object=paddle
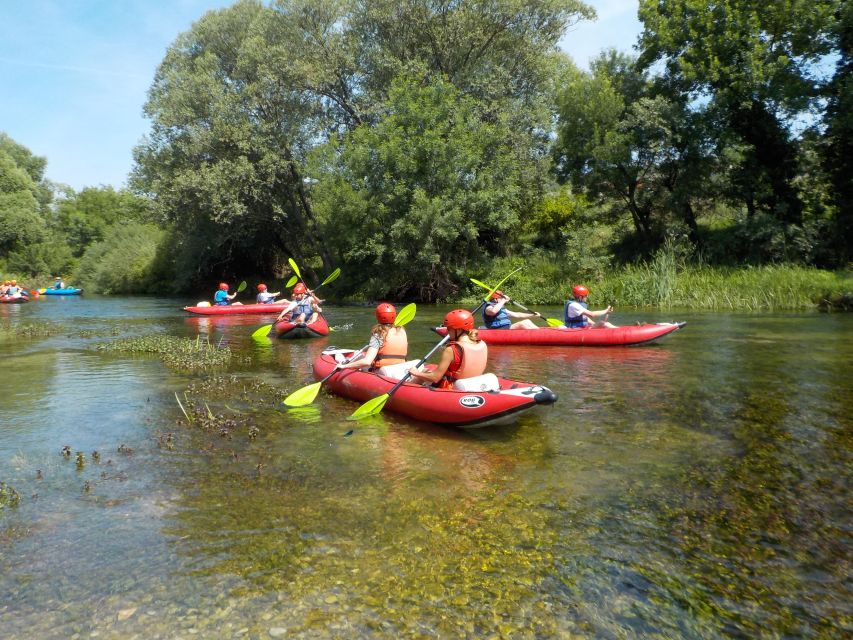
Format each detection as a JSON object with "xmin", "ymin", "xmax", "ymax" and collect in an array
[
  {"xmin": 286, "ymin": 275, "xmax": 298, "ymax": 288},
  {"xmin": 251, "ymin": 266, "xmax": 342, "ymax": 339},
  {"xmin": 349, "ymin": 268, "xmax": 521, "ymax": 420},
  {"xmin": 469, "ymin": 278, "xmax": 564, "ymax": 327},
  {"xmin": 235, "ymin": 280, "xmax": 247, "ymax": 293},
  {"xmin": 283, "ymin": 302, "xmax": 417, "ymax": 407}
]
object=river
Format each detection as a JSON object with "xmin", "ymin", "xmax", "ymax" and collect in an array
[{"xmin": 0, "ymin": 296, "xmax": 850, "ymax": 639}]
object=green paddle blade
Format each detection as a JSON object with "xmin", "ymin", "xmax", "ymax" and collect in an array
[
  {"xmin": 320, "ymin": 267, "xmax": 341, "ymax": 286},
  {"xmin": 283, "ymin": 380, "xmax": 323, "ymax": 407},
  {"xmin": 470, "ymin": 277, "xmax": 491, "ymax": 292},
  {"xmin": 546, "ymin": 317, "xmax": 564, "ymax": 328},
  {"xmin": 252, "ymin": 323, "xmax": 273, "ymax": 338},
  {"xmin": 236, "ymin": 280, "xmax": 247, "ymax": 293},
  {"xmin": 394, "ymin": 302, "xmax": 416, "ymax": 326},
  {"xmin": 349, "ymin": 392, "xmax": 390, "ymax": 419},
  {"xmin": 286, "ymin": 275, "xmax": 298, "ymax": 287},
  {"xmin": 288, "ymin": 258, "xmax": 302, "ymax": 279}
]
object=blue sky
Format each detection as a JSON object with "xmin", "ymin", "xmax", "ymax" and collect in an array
[{"xmin": 0, "ymin": 1, "xmax": 642, "ymax": 192}]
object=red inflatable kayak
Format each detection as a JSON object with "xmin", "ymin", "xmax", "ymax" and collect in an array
[
  {"xmin": 433, "ymin": 322, "xmax": 685, "ymax": 346},
  {"xmin": 0, "ymin": 295, "xmax": 28, "ymax": 304},
  {"xmin": 272, "ymin": 313, "xmax": 330, "ymax": 339},
  {"xmin": 312, "ymin": 348, "xmax": 557, "ymax": 427},
  {"xmin": 183, "ymin": 302, "xmax": 291, "ymax": 316}
]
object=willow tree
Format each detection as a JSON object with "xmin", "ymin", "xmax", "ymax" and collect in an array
[
  {"xmin": 132, "ymin": 0, "xmax": 594, "ymax": 292},
  {"xmin": 132, "ymin": 0, "xmax": 334, "ymax": 281}
]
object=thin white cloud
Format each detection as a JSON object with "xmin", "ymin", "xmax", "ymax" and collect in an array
[{"xmin": 0, "ymin": 56, "xmax": 148, "ymax": 80}]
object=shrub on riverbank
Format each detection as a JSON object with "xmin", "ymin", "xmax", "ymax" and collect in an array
[{"xmin": 465, "ymin": 252, "xmax": 852, "ymax": 311}]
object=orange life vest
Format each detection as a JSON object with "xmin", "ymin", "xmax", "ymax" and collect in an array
[
  {"xmin": 435, "ymin": 339, "xmax": 488, "ymax": 388},
  {"xmin": 374, "ymin": 326, "xmax": 408, "ymax": 367}
]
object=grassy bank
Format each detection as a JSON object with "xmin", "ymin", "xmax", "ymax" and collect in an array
[{"xmin": 466, "ymin": 255, "xmax": 852, "ymax": 311}]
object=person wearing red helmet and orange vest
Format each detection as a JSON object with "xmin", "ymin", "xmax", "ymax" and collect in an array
[
  {"xmin": 276, "ymin": 282, "xmax": 322, "ymax": 324},
  {"xmin": 407, "ymin": 309, "xmax": 488, "ymax": 390},
  {"xmin": 563, "ymin": 285, "xmax": 616, "ymax": 328},
  {"xmin": 338, "ymin": 303, "xmax": 409, "ymax": 371},
  {"xmin": 482, "ymin": 290, "xmax": 541, "ymax": 330},
  {"xmin": 255, "ymin": 283, "xmax": 282, "ymax": 304}
]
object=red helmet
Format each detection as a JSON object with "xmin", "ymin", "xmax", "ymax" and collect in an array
[
  {"xmin": 219, "ymin": 282, "xmax": 229, "ymax": 291},
  {"xmin": 257, "ymin": 283, "xmax": 267, "ymax": 291},
  {"xmin": 572, "ymin": 285, "xmax": 589, "ymax": 298},
  {"xmin": 490, "ymin": 289, "xmax": 504, "ymax": 301},
  {"xmin": 375, "ymin": 303, "xmax": 397, "ymax": 324},
  {"xmin": 292, "ymin": 283, "xmax": 307, "ymax": 295},
  {"xmin": 443, "ymin": 309, "xmax": 474, "ymax": 331}
]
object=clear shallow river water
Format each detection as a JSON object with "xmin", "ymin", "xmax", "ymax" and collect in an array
[{"xmin": 0, "ymin": 296, "xmax": 850, "ymax": 639}]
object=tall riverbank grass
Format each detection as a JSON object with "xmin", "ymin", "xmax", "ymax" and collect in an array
[{"xmin": 468, "ymin": 254, "xmax": 852, "ymax": 311}]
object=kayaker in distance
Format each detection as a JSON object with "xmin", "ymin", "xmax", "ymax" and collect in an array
[
  {"xmin": 563, "ymin": 285, "xmax": 616, "ymax": 328},
  {"xmin": 483, "ymin": 290, "xmax": 541, "ymax": 330},
  {"xmin": 337, "ymin": 303, "xmax": 408, "ymax": 371},
  {"xmin": 276, "ymin": 282, "xmax": 321, "ymax": 324},
  {"xmin": 5, "ymin": 280, "xmax": 26, "ymax": 299},
  {"xmin": 256, "ymin": 283, "xmax": 282, "ymax": 304},
  {"xmin": 53, "ymin": 276, "xmax": 65, "ymax": 289},
  {"xmin": 214, "ymin": 282, "xmax": 242, "ymax": 306},
  {"xmin": 408, "ymin": 309, "xmax": 488, "ymax": 389},
  {"xmin": 0, "ymin": 281, "xmax": 8, "ymax": 295}
]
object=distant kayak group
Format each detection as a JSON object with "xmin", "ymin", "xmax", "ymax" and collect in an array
[
  {"xmin": 0, "ymin": 277, "xmax": 82, "ymax": 303},
  {"xmin": 181, "ymin": 263, "xmax": 685, "ymax": 428}
]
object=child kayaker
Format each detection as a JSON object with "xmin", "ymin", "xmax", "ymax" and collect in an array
[
  {"xmin": 563, "ymin": 285, "xmax": 616, "ymax": 328},
  {"xmin": 213, "ymin": 282, "xmax": 242, "ymax": 306},
  {"xmin": 338, "ymin": 303, "xmax": 408, "ymax": 371},
  {"xmin": 276, "ymin": 283, "xmax": 321, "ymax": 324},
  {"xmin": 408, "ymin": 309, "xmax": 488, "ymax": 389},
  {"xmin": 255, "ymin": 284, "xmax": 282, "ymax": 304},
  {"xmin": 482, "ymin": 290, "xmax": 541, "ymax": 330}
]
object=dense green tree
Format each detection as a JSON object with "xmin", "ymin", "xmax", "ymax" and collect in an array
[
  {"xmin": 315, "ymin": 74, "xmax": 546, "ymax": 299},
  {"xmin": 553, "ymin": 51, "xmax": 713, "ymax": 250},
  {"xmin": 637, "ymin": 0, "xmax": 840, "ymax": 225},
  {"xmin": 132, "ymin": 0, "xmax": 594, "ymax": 291},
  {"xmin": 823, "ymin": 2, "xmax": 853, "ymax": 263},
  {"xmin": 55, "ymin": 186, "xmax": 152, "ymax": 257},
  {"xmin": 0, "ymin": 147, "xmax": 47, "ymax": 260}
]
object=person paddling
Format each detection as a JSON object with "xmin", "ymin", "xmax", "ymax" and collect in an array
[
  {"xmin": 53, "ymin": 276, "xmax": 65, "ymax": 290},
  {"xmin": 255, "ymin": 283, "xmax": 282, "ymax": 304},
  {"xmin": 563, "ymin": 285, "xmax": 616, "ymax": 328},
  {"xmin": 214, "ymin": 282, "xmax": 242, "ymax": 306},
  {"xmin": 338, "ymin": 303, "xmax": 409, "ymax": 371},
  {"xmin": 408, "ymin": 309, "xmax": 488, "ymax": 389},
  {"xmin": 483, "ymin": 290, "xmax": 541, "ymax": 330},
  {"xmin": 276, "ymin": 283, "xmax": 321, "ymax": 324}
]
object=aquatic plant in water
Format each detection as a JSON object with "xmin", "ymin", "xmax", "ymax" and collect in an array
[
  {"xmin": 95, "ymin": 334, "xmax": 236, "ymax": 370},
  {"xmin": 0, "ymin": 482, "xmax": 21, "ymax": 510}
]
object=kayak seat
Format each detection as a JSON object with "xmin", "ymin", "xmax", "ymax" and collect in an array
[
  {"xmin": 452, "ymin": 373, "xmax": 500, "ymax": 392},
  {"xmin": 377, "ymin": 360, "xmax": 423, "ymax": 380}
]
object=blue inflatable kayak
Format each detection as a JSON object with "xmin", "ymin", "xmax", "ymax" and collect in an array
[{"xmin": 39, "ymin": 288, "xmax": 83, "ymax": 295}]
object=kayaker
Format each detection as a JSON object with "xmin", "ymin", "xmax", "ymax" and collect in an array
[
  {"xmin": 408, "ymin": 309, "xmax": 488, "ymax": 389},
  {"xmin": 53, "ymin": 276, "xmax": 65, "ymax": 289},
  {"xmin": 214, "ymin": 282, "xmax": 242, "ymax": 306},
  {"xmin": 563, "ymin": 285, "xmax": 616, "ymax": 328},
  {"xmin": 6, "ymin": 280, "xmax": 24, "ymax": 299},
  {"xmin": 255, "ymin": 283, "xmax": 282, "ymax": 304},
  {"xmin": 338, "ymin": 303, "xmax": 408, "ymax": 371},
  {"xmin": 483, "ymin": 290, "xmax": 541, "ymax": 330},
  {"xmin": 276, "ymin": 283, "xmax": 321, "ymax": 324},
  {"xmin": 0, "ymin": 281, "xmax": 9, "ymax": 295}
]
